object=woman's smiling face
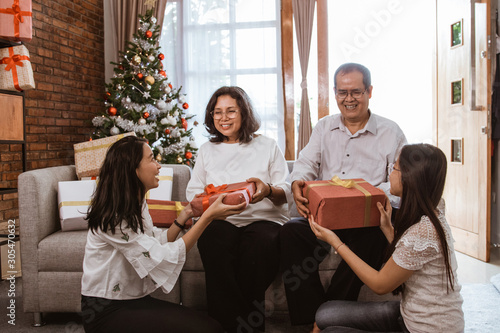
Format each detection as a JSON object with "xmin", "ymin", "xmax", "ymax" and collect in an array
[{"xmin": 213, "ymin": 94, "xmax": 242, "ymax": 143}]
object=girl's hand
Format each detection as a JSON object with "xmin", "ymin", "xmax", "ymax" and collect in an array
[
  {"xmin": 247, "ymin": 177, "xmax": 269, "ymax": 203},
  {"xmin": 178, "ymin": 203, "xmax": 193, "ymax": 221},
  {"xmin": 308, "ymin": 215, "xmax": 341, "ymax": 247},
  {"xmin": 203, "ymin": 193, "xmax": 247, "ymax": 220},
  {"xmin": 377, "ymin": 197, "xmax": 394, "ymax": 243}
]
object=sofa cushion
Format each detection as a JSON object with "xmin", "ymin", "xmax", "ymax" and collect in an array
[{"xmin": 38, "ymin": 230, "xmax": 87, "ymax": 271}]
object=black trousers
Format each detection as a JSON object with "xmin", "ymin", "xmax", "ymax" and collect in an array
[
  {"xmin": 197, "ymin": 220, "xmax": 281, "ymax": 333},
  {"xmin": 279, "ymin": 217, "xmax": 388, "ymax": 325},
  {"xmin": 81, "ymin": 295, "xmax": 223, "ymax": 333}
]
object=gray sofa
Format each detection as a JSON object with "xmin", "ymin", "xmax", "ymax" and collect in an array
[{"xmin": 18, "ymin": 163, "xmax": 398, "ymax": 326}]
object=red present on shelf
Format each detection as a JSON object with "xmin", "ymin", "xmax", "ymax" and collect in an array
[
  {"xmin": 74, "ymin": 132, "xmax": 136, "ymax": 179},
  {"xmin": 147, "ymin": 199, "xmax": 192, "ymax": 228},
  {"xmin": 0, "ymin": 0, "xmax": 32, "ymax": 42},
  {"xmin": 190, "ymin": 182, "xmax": 256, "ymax": 217},
  {"xmin": 0, "ymin": 44, "xmax": 35, "ymax": 91},
  {"xmin": 303, "ymin": 176, "xmax": 387, "ymax": 230}
]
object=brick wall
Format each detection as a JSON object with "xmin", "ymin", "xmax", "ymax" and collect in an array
[{"xmin": 0, "ymin": 0, "xmax": 105, "ymax": 223}]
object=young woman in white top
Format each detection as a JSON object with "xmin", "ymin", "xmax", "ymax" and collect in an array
[
  {"xmin": 81, "ymin": 136, "xmax": 246, "ymax": 333},
  {"xmin": 309, "ymin": 143, "xmax": 464, "ymax": 333},
  {"xmin": 186, "ymin": 86, "xmax": 292, "ymax": 333}
]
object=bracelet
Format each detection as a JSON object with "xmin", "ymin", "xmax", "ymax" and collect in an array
[
  {"xmin": 173, "ymin": 219, "xmax": 185, "ymax": 230},
  {"xmin": 335, "ymin": 243, "xmax": 346, "ymax": 253},
  {"xmin": 266, "ymin": 183, "xmax": 273, "ymax": 198}
]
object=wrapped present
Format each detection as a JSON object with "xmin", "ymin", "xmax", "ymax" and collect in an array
[
  {"xmin": 303, "ymin": 176, "xmax": 387, "ymax": 230},
  {"xmin": 74, "ymin": 132, "xmax": 136, "ymax": 179},
  {"xmin": 147, "ymin": 199, "xmax": 192, "ymax": 228},
  {"xmin": 146, "ymin": 167, "xmax": 173, "ymax": 200},
  {"xmin": 0, "ymin": 45, "xmax": 35, "ymax": 91},
  {"xmin": 190, "ymin": 182, "xmax": 256, "ymax": 217},
  {"xmin": 58, "ymin": 180, "xmax": 96, "ymax": 231},
  {"xmin": 0, "ymin": 0, "xmax": 32, "ymax": 42}
]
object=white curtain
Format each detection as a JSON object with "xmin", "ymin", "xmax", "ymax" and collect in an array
[
  {"xmin": 293, "ymin": 0, "xmax": 315, "ymax": 157},
  {"xmin": 159, "ymin": 0, "xmax": 285, "ymax": 151}
]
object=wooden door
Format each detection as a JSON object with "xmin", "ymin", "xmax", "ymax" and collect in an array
[{"xmin": 436, "ymin": 0, "xmax": 492, "ymax": 261}]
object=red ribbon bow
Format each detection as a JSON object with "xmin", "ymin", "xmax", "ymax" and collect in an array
[
  {"xmin": 0, "ymin": 0, "xmax": 32, "ymax": 38},
  {"xmin": 1, "ymin": 46, "xmax": 30, "ymax": 91},
  {"xmin": 197, "ymin": 183, "xmax": 251, "ymax": 212}
]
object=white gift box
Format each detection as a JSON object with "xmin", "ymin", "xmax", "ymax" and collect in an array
[
  {"xmin": 146, "ymin": 167, "xmax": 173, "ymax": 200},
  {"xmin": 57, "ymin": 180, "xmax": 96, "ymax": 231}
]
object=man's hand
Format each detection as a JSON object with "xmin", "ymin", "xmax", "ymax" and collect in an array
[{"xmin": 292, "ymin": 180, "xmax": 309, "ymax": 218}]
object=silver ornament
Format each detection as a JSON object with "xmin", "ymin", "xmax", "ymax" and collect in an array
[
  {"xmin": 138, "ymin": 118, "xmax": 147, "ymax": 125},
  {"xmin": 110, "ymin": 126, "xmax": 120, "ymax": 135}
]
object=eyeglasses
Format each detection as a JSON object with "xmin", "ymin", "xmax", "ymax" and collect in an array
[
  {"xmin": 388, "ymin": 163, "xmax": 401, "ymax": 174},
  {"xmin": 335, "ymin": 89, "xmax": 367, "ymax": 100},
  {"xmin": 211, "ymin": 109, "xmax": 239, "ymax": 120}
]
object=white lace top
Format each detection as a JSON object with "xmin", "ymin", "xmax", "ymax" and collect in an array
[{"xmin": 393, "ymin": 200, "xmax": 464, "ymax": 333}]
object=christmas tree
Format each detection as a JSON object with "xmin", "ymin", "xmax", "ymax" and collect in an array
[{"xmin": 92, "ymin": 9, "xmax": 197, "ymax": 166}]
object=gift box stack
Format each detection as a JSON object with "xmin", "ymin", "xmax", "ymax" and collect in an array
[
  {"xmin": 0, "ymin": 0, "xmax": 35, "ymax": 92},
  {"xmin": 303, "ymin": 176, "xmax": 387, "ymax": 230}
]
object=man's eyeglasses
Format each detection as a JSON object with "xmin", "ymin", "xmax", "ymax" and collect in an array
[
  {"xmin": 388, "ymin": 163, "xmax": 401, "ymax": 174},
  {"xmin": 211, "ymin": 109, "xmax": 239, "ymax": 120},
  {"xmin": 335, "ymin": 89, "xmax": 367, "ymax": 100}
]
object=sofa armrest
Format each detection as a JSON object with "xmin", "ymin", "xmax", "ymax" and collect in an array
[{"xmin": 161, "ymin": 164, "xmax": 191, "ymax": 201}]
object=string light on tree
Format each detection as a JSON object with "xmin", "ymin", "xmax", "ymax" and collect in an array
[{"xmin": 91, "ymin": 9, "xmax": 198, "ymax": 166}]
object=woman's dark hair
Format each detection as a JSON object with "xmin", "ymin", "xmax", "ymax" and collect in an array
[
  {"xmin": 86, "ymin": 136, "xmax": 148, "ymax": 234},
  {"xmin": 334, "ymin": 63, "xmax": 371, "ymax": 90},
  {"xmin": 386, "ymin": 144, "xmax": 455, "ymax": 293},
  {"xmin": 204, "ymin": 86, "xmax": 260, "ymax": 143}
]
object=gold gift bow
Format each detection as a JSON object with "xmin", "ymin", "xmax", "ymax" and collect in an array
[
  {"xmin": 305, "ymin": 176, "xmax": 372, "ymax": 227},
  {"xmin": 147, "ymin": 201, "xmax": 185, "ymax": 216},
  {"xmin": 145, "ymin": 175, "xmax": 174, "ymax": 199}
]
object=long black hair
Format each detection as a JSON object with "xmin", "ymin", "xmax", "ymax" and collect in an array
[
  {"xmin": 204, "ymin": 86, "xmax": 260, "ymax": 143},
  {"xmin": 86, "ymin": 136, "xmax": 148, "ymax": 234},
  {"xmin": 386, "ymin": 144, "xmax": 455, "ymax": 292}
]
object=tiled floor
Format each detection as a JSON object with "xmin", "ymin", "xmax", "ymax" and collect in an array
[{"xmin": 456, "ymin": 246, "xmax": 500, "ymax": 284}]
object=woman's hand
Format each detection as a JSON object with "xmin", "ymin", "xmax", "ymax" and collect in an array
[
  {"xmin": 308, "ymin": 215, "xmax": 342, "ymax": 249},
  {"xmin": 177, "ymin": 203, "xmax": 193, "ymax": 222},
  {"xmin": 247, "ymin": 177, "xmax": 269, "ymax": 203},
  {"xmin": 292, "ymin": 180, "xmax": 309, "ymax": 218},
  {"xmin": 203, "ymin": 193, "xmax": 247, "ymax": 221},
  {"xmin": 377, "ymin": 198, "xmax": 394, "ymax": 243}
]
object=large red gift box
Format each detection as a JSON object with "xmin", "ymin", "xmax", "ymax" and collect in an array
[
  {"xmin": 190, "ymin": 182, "xmax": 256, "ymax": 217},
  {"xmin": 0, "ymin": 0, "xmax": 32, "ymax": 42},
  {"xmin": 147, "ymin": 199, "xmax": 192, "ymax": 228},
  {"xmin": 303, "ymin": 176, "xmax": 387, "ymax": 230},
  {"xmin": 0, "ymin": 45, "xmax": 35, "ymax": 91}
]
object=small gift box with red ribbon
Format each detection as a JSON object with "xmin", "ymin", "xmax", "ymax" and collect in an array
[
  {"xmin": 190, "ymin": 182, "xmax": 256, "ymax": 217},
  {"xmin": 0, "ymin": 44, "xmax": 35, "ymax": 91},
  {"xmin": 303, "ymin": 176, "xmax": 387, "ymax": 230},
  {"xmin": 147, "ymin": 199, "xmax": 192, "ymax": 228},
  {"xmin": 0, "ymin": 0, "xmax": 32, "ymax": 42}
]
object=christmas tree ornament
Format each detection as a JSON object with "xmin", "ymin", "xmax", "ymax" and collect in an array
[
  {"xmin": 108, "ymin": 107, "xmax": 117, "ymax": 116},
  {"xmin": 110, "ymin": 126, "xmax": 120, "ymax": 135},
  {"xmin": 148, "ymin": 55, "xmax": 155, "ymax": 62},
  {"xmin": 145, "ymin": 84, "xmax": 151, "ymax": 91},
  {"xmin": 125, "ymin": 97, "xmax": 131, "ymax": 103},
  {"xmin": 132, "ymin": 55, "xmax": 141, "ymax": 64},
  {"xmin": 194, "ymin": 120, "xmax": 199, "ymax": 126},
  {"xmin": 137, "ymin": 73, "xmax": 144, "ymax": 80},
  {"xmin": 159, "ymin": 70, "xmax": 167, "ymax": 77},
  {"xmin": 178, "ymin": 95, "xmax": 186, "ymax": 103},
  {"xmin": 138, "ymin": 118, "xmax": 147, "ymax": 125},
  {"xmin": 159, "ymin": 53, "xmax": 165, "ymax": 60},
  {"xmin": 118, "ymin": 65, "xmax": 124, "ymax": 70},
  {"xmin": 165, "ymin": 128, "xmax": 170, "ymax": 134},
  {"xmin": 164, "ymin": 86, "xmax": 171, "ymax": 94},
  {"xmin": 156, "ymin": 154, "xmax": 162, "ymax": 162},
  {"xmin": 145, "ymin": 75, "xmax": 155, "ymax": 85},
  {"xmin": 185, "ymin": 151, "xmax": 192, "ymax": 159},
  {"xmin": 145, "ymin": 30, "xmax": 153, "ymax": 38},
  {"xmin": 144, "ymin": 112, "xmax": 150, "ymax": 119},
  {"xmin": 176, "ymin": 156, "xmax": 183, "ymax": 163},
  {"xmin": 182, "ymin": 103, "xmax": 189, "ymax": 109},
  {"xmin": 181, "ymin": 118, "xmax": 188, "ymax": 130},
  {"xmin": 104, "ymin": 92, "xmax": 111, "ymax": 100},
  {"xmin": 157, "ymin": 100, "xmax": 167, "ymax": 110}
]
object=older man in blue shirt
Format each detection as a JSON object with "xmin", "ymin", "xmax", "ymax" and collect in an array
[{"xmin": 280, "ymin": 63, "xmax": 407, "ymax": 326}]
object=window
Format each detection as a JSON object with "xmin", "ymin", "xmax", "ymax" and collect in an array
[{"xmin": 160, "ymin": 0, "xmax": 284, "ymax": 149}]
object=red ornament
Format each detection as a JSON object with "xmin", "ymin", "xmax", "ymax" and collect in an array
[
  {"xmin": 104, "ymin": 92, "xmax": 111, "ymax": 100},
  {"xmin": 181, "ymin": 118, "xmax": 188, "ymax": 130},
  {"xmin": 137, "ymin": 73, "xmax": 144, "ymax": 80},
  {"xmin": 108, "ymin": 107, "xmax": 117, "ymax": 116},
  {"xmin": 168, "ymin": 83, "xmax": 173, "ymax": 89},
  {"xmin": 159, "ymin": 70, "xmax": 166, "ymax": 77},
  {"xmin": 165, "ymin": 128, "xmax": 171, "ymax": 134},
  {"xmin": 182, "ymin": 103, "xmax": 189, "ymax": 110},
  {"xmin": 185, "ymin": 151, "xmax": 193, "ymax": 159},
  {"xmin": 143, "ymin": 112, "xmax": 150, "ymax": 119},
  {"xmin": 159, "ymin": 53, "xmax": 165, "ymax": 60},
  {"xmin": 118, "ymin": 65, "xmax": 124, "ymax": 70},
  {"xmin": 145, "ymin": 30, "xmax": 153, "ymax": 38}
]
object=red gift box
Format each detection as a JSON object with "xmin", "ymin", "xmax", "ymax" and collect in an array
[
  {"xmin": 0, "ymin": 0, "xmax": 32, "ymax": 42},
  {"xmin": 303, "ymin": 176, "xmax": 387, "ymax": 230},
  {"xmin": 147, "ymin": 199, "xmax": 192, "ymax": 228},
  {"xmin": 190, "ymin": 182, "xmax": 256, "ymax": 217}
]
